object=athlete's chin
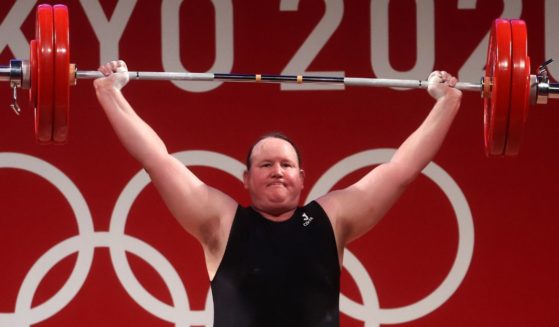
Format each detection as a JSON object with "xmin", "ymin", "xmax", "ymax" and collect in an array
[
  {"xmin": 265, "ymin": 188, "xmax": 289, "ymax": 199},
  {"xmin": 251, "ymin": 188, "xmax": 301, "ymax": 213}
]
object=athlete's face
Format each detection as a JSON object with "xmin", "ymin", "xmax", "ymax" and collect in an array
[{"xmin": 244, "ymin": 137, "xmax": 305, "ymax": 216}]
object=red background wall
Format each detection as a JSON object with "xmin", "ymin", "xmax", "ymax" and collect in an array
[{"xmin": 0, "ymin": 0, "xmax": 558, "ymax": 326}]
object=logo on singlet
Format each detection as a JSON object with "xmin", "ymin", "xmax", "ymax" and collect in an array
[{"xmin": 302, "ymin": 212, "xmax": 314, "ymax": 226}]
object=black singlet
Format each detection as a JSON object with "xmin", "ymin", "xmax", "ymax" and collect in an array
[{"xmin": 210, "ymin": 201, "xmax": 341, "ymax": 327}]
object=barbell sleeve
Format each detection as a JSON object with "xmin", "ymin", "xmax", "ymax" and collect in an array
[{"xmin": 0, "ymin": 66, "xmax": 11, "ymax": 82}]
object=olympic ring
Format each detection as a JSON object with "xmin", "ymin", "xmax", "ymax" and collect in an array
[{"xmin": 0, "ymin": 150, "xmax": 474, "ymax": 326}]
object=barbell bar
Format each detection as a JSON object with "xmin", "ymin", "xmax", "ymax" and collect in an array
[
  {"xmin": 72, "ymin": 70, "xmax": 483, "ymax": 92},
  {"xmin": 1, "ymin": 4, "xmax": 558, "ymax": 157}
]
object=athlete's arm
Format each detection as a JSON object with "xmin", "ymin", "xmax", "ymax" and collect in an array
[
  {"xmin": 317, "ymin": 70, "xmax": 462, "ymax": 249},
  {"xmin": 94, "ymin": 61, "xmax": 237, "ymax": 273}
]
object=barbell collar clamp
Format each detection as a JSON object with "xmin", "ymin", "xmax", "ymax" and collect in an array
[
  {"xmin": 1, "ymin": 59, "xmax": 30, "ymax": 115},
  {"xmin": 536, "ymin": 81, "xmax": 559, "ymax": 104},
  {"xmin": 0, "ymin": 60, "xmax": 30, "ymax": 89}
]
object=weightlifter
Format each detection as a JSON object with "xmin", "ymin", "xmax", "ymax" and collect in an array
[{"xmin": 94, "ymin": 60, "xmax": 462, "ymax": 326}]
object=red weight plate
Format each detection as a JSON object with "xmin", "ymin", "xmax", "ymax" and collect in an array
[
  {"xmin": 504, "ymin": 20, "xmax": 530, "ymax": 156},
  {"xmin": 34, "ymin": 4, "xmax": 54, "ymax": 144},
  {"xmin": 29, "ymin": 40, "xmax": 37, "ymax": 108},
  {"xmin": 53, "ymin": 5, "xmax": 70, "ymax": 143},
  {"xmin": 484, "ymin": 19, "xmax": 512, "ymax": 157}
]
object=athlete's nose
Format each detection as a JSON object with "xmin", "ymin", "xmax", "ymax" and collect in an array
[{"xmin": 271, "ymin": 162, "xmax": 284, "ymax": 177}]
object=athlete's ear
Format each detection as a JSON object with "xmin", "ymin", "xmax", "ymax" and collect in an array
[
  {"xmin": 299, "ymin": 169, "xmax": 305, "ymax": 188},
  {"xmin": 243, "ymin": 169, "xmax": 249, "ymax": 189}
]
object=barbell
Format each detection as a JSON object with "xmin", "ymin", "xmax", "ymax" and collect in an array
[{"xmin": 1, "ymin": 4, "xmax": 558, "ymax": 157}]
